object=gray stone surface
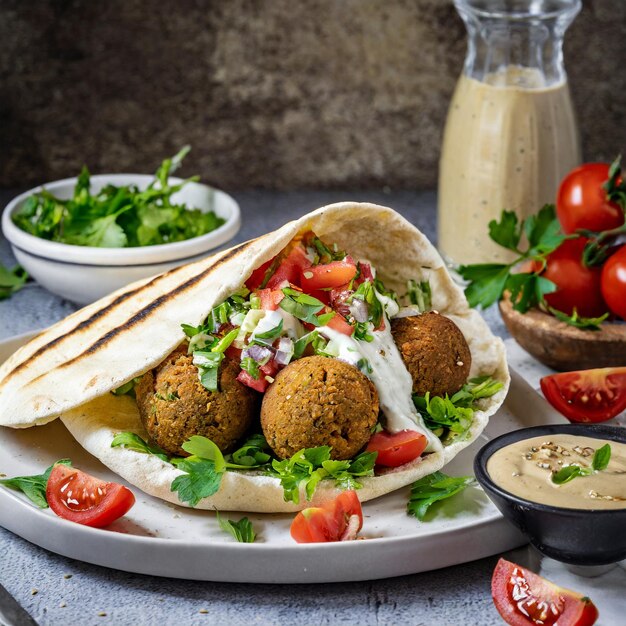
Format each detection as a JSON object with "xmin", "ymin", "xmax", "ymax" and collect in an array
[
  {"xmin": 1, "ymin": 0, "xmax": 624, "ymax": 190},
  {"xmin": 0, "ymin": 189, "xmax": 511, "ymax": 625}
]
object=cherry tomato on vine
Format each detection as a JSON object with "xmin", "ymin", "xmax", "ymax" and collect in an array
[
  {"xmin": 46, "ymin": 465, "xmax": 135, "ymax": 527},
  {"xmin": 557, "ymin": 163, "xmax": 624, "ymax": 234},
  {"xmin": 492, "ymin": 559, "xmax": 598, "ymax": 626},
  {"xmin": 542, "ymin": 238, "xmax": 608, "ymax": 318},
  {"xmin": 601, "ymin": 245, "xmax": 626, "ymax": 319}
]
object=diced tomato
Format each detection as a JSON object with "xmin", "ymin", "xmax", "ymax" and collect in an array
[
  {"xmin": 225, "ymin": 345, "xmax": 242, "ymax": 361},
  {"xmin": 301, "ymin": 260, "xmax": 358, "ymax": 291},
  {"xmin": 266, "ymin": 244, "xmax": 312, "ymax": 289},
  {"xmin": 46, "ymin": 465, "xmax": 135, "ymax": 528},
  {"xmin": 237, "ymin": 369, "xmax": 269, "ymax": 393},
  {"xmin": 355, "ymin": 262, "xmax": 374, "ymax": 284},
  {"xmin": 330, "ymin": 284, "xmax": 353, "ymax": 316},
  {"xmin": 245, "ymin": 259, "xmax": 274, "ymax": 291},
  {"xmin": 257, "ymin": 288, "xmax": 284, "ymax": 311},
  {"xmin": 290, "ymin": 490, "xmax": 363, "ymax": 543},
  {"xmin": 260, "ymin": 359, "xmax": 280, "ymax": 379},
  {"xmin": 540, "ymin": 367, "xmax": 626, "ymax": 423},
  {"xmin": 366, "ymin": 430, "xmax": 428, "ymax": 467},
  {"xmin": 492, "ymin": 559, "xmax": 598, "ymax": 626},
  {"xmin": 324, "ymin": 312, "xmax": 353, "ymax": 335},
  {"xmin": 309, "ymin": 289, "xmax": 331, "ymax": 306}
]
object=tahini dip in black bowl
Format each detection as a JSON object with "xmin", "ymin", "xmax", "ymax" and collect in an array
[{"xmin": 474, "ymin": 424, "xmax": 626, "ymax": 566}]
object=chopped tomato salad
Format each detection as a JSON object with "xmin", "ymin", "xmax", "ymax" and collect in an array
[
  {"xmin": 290, "ymin": 490, "xmax": 363, "ymax": 543},
  {"xmin": 492, "ymin": 559, "xmax": 598, "ymax": 626},
  {"xmin": 46, "ymin": 465, "xmax": 135, "ymax": 528}
]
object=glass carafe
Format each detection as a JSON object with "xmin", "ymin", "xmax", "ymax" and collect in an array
[{"xmin": 438, "ymin": 0, "xmax": 582, "ymax": 265}]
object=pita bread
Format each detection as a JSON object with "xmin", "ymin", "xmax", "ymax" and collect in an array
[{"xmin": 0, "ymin": 203, "xmax": 509, "ymax": 512}]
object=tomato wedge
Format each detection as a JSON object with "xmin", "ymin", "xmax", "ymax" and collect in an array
[
  {"xmin": 46, "ymin": 465, "xmax": 135, "ymax": 528},
  {"xmin": 290, "ymin": 490, "xmax": 363, "ymax": 543},
  {"xmin": 324, "ymin": 312, "xmax": 353, "ymax": 335},
  {"xmin": 237, "ymin": 369, "xmax": 270, "ymax": 393},
  {"xmin": 301, "ymin": 260, "xmax": 358, "ymax": 291},
  {"xmin": 540, "ymin": 367, "xmax": 626, "ymax": 423},
  {"xmin": 366, "ymin": 430, "xmax": 428, "ymax": 467},
  {"xmin": 245, "ymin": 258, "xmax": 274, "ymax": 291},
  {"xmin": 266, "ymin": 245, "xmax": 312, "ymax": 289},
  {"xmin": 492, "ymin": 559, "xmax": 598, "ymax": 626}
]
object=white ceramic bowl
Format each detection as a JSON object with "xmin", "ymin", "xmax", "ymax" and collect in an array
[{"xmin": 2, "ymin": 174, "xmax": 241, "ymax": 305}]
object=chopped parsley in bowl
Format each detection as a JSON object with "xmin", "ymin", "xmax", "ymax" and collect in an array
[{"xmin": 1, "ymin": 148, "xmax": 240, "ymax": 305}]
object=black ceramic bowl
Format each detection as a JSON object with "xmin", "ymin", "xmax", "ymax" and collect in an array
[{"xmin": 474, "ymin": 424, "xmax": 626, "ymax": 566}]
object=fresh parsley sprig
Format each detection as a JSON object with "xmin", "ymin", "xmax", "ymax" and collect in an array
[
  {"xmin": 216, "ymin": 511, "xmax": 257, "ymax": 543},
  {"xmin": 0, "ymin": 460, "xmax": 72, "ymax": 508},
  {"xmin": 111, "ymin": 432, "xmax": 169, "ymax": 461},
  {"xmin": 551, "ymin": 444, "xmax": 611, "ymax": 485},
  {"xmin": 407, "ymin": 471, "xmax": 474, "ymax": 521},
  {"xmin": 458, "ymin": 205, "xmax": 567, "ymax": 313},
  {"xmin": 547, "ymin": 306, "xmax": 609, "ymax": 331}
]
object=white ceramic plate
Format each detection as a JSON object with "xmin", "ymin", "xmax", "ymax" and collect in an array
[{"xmin": 0, "ymin": 333, "xmax": 563, "ymax": 583}]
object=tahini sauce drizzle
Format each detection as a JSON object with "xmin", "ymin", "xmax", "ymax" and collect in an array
[{"xmin": 487, "ymin": 434, "xmax": 626, "ymax": 510}]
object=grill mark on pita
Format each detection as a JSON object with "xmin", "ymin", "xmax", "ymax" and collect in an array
[
  {"xmin": 2, "ymin": 262, "xmax": 194, "ymax": 382},
  {"xmin": 25, "ymin": 241, "xmax": 252, "ymax": 385}
]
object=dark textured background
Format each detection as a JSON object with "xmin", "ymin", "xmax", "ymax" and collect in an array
[{"xmin": 1, "ymin": 0, "xmax": 624, "ymax": 190}]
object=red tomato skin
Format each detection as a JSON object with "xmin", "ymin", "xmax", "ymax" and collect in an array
[
  {"xmin": 540, "ymin": 367, "xmax": 626, "ymax": 423},
  {"xmin": 366, "ymin": 430, "xmax": 428, "ymax": 467},
  {"xmin": 236, "ymin": 369, "xmax": 269, "ymax": 392},
  {"xmin": 257, "ymin": 288, "xmax": 284, "ymax": 311},
  {"xmin": 301, "ymin": 261, "xmax": 358, "ymax": 291},
  {"xmin": 601, "ymin": 245, "xmax": 626, "ymax": 319},
  {"xmin": 492, "ymin": 559, "xmax": 599, "ymax": 626},
  {"xmin": 557, "ymin": 163, "xmax": 624, "ymax": 234},
  {"xmin": 245, "ymin": 259, "xmax": 274, "ymax": 291},
  {"xmin": 290, "ymin": 491, "xmax": 363, "ymax": 544},
  {"xmin": 266, "ymin": 245, "xmax": 312, "ymax": 289},
  {"xmin": 46, "ymin": 466, "xmax": 135, "ymax": 528},
  {"xmin": 542, "ymin": 238, "xmax": 608, "ymax": 318},
  {"xmin": 324, "ymin": 312, "xmax": 353, "ymax": 335}
]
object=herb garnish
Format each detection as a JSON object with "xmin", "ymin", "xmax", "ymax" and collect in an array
[
  {"xmin": 111, "ymin": 432, "xmax": 169, "ymax": 461},
  {"xmin": 268, "ymin": 447, "xmax": 377, "ymax": 504},
  {"xmin": 216, "ymin": 511, "xmax": 257, "ymax": 543},
  {"xmin": 407, "ymin": 471, "xmax": 474, "ymax": 521},
  {"xmin": 546, "ymin": 306, "xmax": 609, "ymax": 331},
  {"xmin": 12, "ymin": 147, "xmax": 225, "ymax": 248},
  {"xmin": 279, "ymin": 288, "xmax": 326, "ymax": 325},
  {"xmin": 0, "ymin": 263, "xmax": 28, "ymax": 301},
  {"xmin": 551, "ymin": 444, "xmax": 611, "ymax": 485},
  {"xmin": 0, "ymin": 460, "xmax": 72, "ymax": 508},
  {"xmin": 413, "ymin": 376, "xmax": 503, "ymax": 443},
  {"xmin": 459, "ymin": 205, "xmax": 567, "ymax": 313},
  {"xmin": 406, "ymin": 279, "xmax": 432, "ymax": 312}
]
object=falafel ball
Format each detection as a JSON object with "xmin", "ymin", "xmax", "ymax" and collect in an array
[
  {"xmin": 261, "ymin": 355, "xmax": 379, "ymax": 461},
  {"xmin": 135, "ymin": 345, "xmax": 258, "ymax": 456},
  {"xmin": 391, "ymin": 312, "xmax": 471, "ymax": 397}
]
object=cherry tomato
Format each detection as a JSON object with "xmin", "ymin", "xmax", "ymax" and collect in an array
[
  {"xmin": 245, "ymin": 258, "xmax": 274, "ymax": 291},
  {"xmin": 492, "ymin": 559, "xmax": 598, "ymax": 626},
  {"xmin": 540, "ymin": 367, "xmax": 626, "ymax": 423},
  {"xmin": 601, "ymin": 245, "xmax": 626, "ymax": 319},
  {"xmin": 557, "ymin": 162, "xmax": 624, "ymax": 234},
  {"xmin": 324, "ymin": 312, "xmax": 353, "ymax": 335},
  {"xmin": 301, "ymin": 261, "xmax": 358, "ymax": 291},
  {"xmin": 366, "ymin": 430, "xmax": 428, "ymax": 467},
  {"xmin": 236, "ymin": 369, "xmax": 269, "ymax": 393},
  {"xmin": 290, "ymin": 490, "xmax": 363, "ymax": 543},
  {"xmin": 542, "ymin": 238, "xmax": 608, "ymax": 318},
  {"xmin": 266, "ymin": 245, "xmax": 312, "ymax": 289},
  {"xmin": 257, "ymin": 288, "xmax": 284, "ymax": 311},
  {"xmin": 46, "ymin": 465, "xmax": 135, "ymax": 528}
]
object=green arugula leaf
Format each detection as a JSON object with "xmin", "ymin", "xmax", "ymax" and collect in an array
[
  {"xmin": 170, "ymin": 458, "xmax": 223, "ymax": 507},
  {"xmin": 0, "ymin": 460, "xmax": 72, "ymax": 508},
  {"xmin": 592, "ymin": 444, "xmax": 611, "ymax": 472},
  {"xmin": 547, "ymin": 306, "xmax": 609, "ymax": 330},
  {"xmin": 488, "ymin": 211, "xmax": 522, "ymax": 251},
  {"xmin": 407, "ymin": 471, "xmax": 474, "ymax": 521},
  {"xmin": 216, "ymin": 511, "xmax": 256, "ymax": 543},
  {"xmin": 111, "ymin": 432, "xmax": 169, "ymax": 461},
  {"xmin": 0, "ymin": 264, "xmax": 29, "ymax": 300}
]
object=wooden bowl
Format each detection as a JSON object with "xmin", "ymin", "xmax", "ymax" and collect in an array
[{"xmin": 499, "ymin": 294, "xmax": 626, "ymax": 371}]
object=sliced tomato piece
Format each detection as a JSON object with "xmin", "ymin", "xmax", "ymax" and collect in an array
[
  {"xmin": 492, "ymin": 558, "xmax": 598, "ymax": 626},
  {"xmin": 540, "ymin": 367, "xmax": 626, "ymax": 423},
  {"xmin": 324, "ymin": 311, "xmax": 353, "ymax": 335},
  {"xmin": 225, "ymin": 345, "xmax": 242, "ymax": 361},
  {"xmin": 257, "ymin": 288, "xmax": 284, "ymax": 311},
  {"xmin": 46, "ymin": 465, "xmax": 135, "ymax": 528},
  {"xmin": 290, "ymin": 490, "xmax": 363, "ymax": 543},
  {"xmin": 260, "ymin": 359, "xmax": 280, "ymax": 379},
  {"xmin": 309, "ymin": 289, "xmax": 331, "ymax": 306},
  {"xmin": 366, "ymin": 430, "xmax": 428, "ymax": 467},
  {"xmin": 330, "ymin": 284, "xmax": 353, "ymax": 316},
  {"xmin": 245, "ymin": 258, "xmax": 274, "ymax": 291},
  {"xmin": 266, "ymin": 244, "xmax": 312, "ymax": 289},
  {"xmin": 236, "ymin": 369, "xmax": 269, "ymax": 393},
  {"xmin": 301, "ymin": 260, "xmax": 358, "ymax": 291}
]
